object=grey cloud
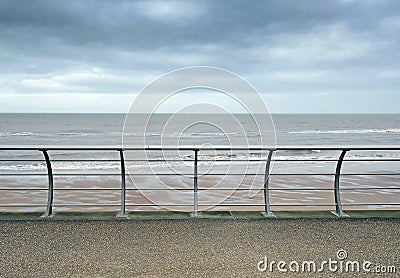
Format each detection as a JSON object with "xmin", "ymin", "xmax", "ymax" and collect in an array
[{"xmin": 0, "ymin": 0, "xmax": 399, "ymax": 112}]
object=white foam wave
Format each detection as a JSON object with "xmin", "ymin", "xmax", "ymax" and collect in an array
[
  {"xmin": 289, "ymin": 128, "xmax": 400, "ymax": 134},
  {"xmin": 0, "ymin": 161, "xmax": 120, "ymax": 171},
  {"xmin": 1, "ymin": 152, "xmax": 399, "ymax": 172},
  {"xmin": 0, "ymin": 132, "xmax": 39, "ymax": 137},
  {"xmin": 148, "ymin": 132, "xmax": 240, "ymax": 138},
  {"xmin": 0, "ymin": 131, "xmax": 95, "ymax": 138}
]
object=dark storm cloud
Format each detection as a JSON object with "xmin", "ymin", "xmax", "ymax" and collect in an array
[{"xmin": 0, "ymin": 0, "xmax": 399, "ymax": 112}]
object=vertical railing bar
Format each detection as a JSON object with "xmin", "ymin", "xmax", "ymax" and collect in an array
[
  {"xmin": 192, "ymin": 149, "xmax": 199, "ymax": 217},
  {"xmin": 333, "ymin": 150, "xmax": 349, "ymax": 217},
  {"xmin": 41, "ymin": 150, "xmax": 54, "ymax": 217},
  {"xmin": 118, "ymin": 149, "xmax": 127, "ymax": 217},
  {"xmin": 262, "ymin": 150, "xmax": 275, "ymax": 217}
]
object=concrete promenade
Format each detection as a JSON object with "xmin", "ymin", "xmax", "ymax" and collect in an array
[{"xmin": 0, "ymin": 214, "xmax": 399, "ymax": 277}]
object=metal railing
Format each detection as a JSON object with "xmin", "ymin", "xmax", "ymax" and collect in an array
[{"xmin": 0, "ymin": 145, "xmax": 399, "ymax": 217}]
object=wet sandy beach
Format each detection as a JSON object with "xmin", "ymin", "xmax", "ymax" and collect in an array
[{"xmin": 0, "ymin": 172, "xmax": 399, "ymax": 213}]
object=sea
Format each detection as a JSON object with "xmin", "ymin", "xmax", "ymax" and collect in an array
[
  {"xmin": 0, "ymin": 113, "xmax": 399, "ymax": 211},
  {"xmin": 0, "ymin": 113, "xmax": 399, "ymax": 145}
]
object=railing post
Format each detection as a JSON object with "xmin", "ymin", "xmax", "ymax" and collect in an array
[
  {"xmin": 333, "ymin": 150, "xmax": 349, "ymax": 217},
  {"xmin": 118, "ymin": 149, "xmax": 127, "ymax": 217},
  {"xmin": 41, "ymin": 150, "xmax": 54, "ymax": 217},
  {"xmin": 262, "ymin": 150, "xmax": 275, "ymax": 217},
  {"xmin": 192, "ymin": 149, "xmax": 199, "ymax": 217}
]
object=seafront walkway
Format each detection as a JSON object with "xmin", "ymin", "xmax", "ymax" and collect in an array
[{"xmin": 0, "ymin": 212, "xmax": 399, "ymax": 277}]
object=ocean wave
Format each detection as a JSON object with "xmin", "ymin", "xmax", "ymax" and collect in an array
[
  {"xmin": 0, "ymin": 161, "xmax": 120, "ymax": 171},
  {"xmin": 1, "ymin": 151, "xmax": 399, "ymax": 172},
  {"xmin": 148, "ymin": 132, "xmax": 240, "ymax": 138},
  {"xmin": 0, "ymin": 132, "xmax": 39, "ymax": 137},
  {"xmin": 0, "ymin": 131, "xmax": 96, "ymax": 138},
  {"xmin": 289, "ymin": 128, "xmax": 400, "ymax": 134}
]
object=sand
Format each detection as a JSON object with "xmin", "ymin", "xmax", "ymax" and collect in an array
[{"xmin": 0, "ymin": 172, "xmax": 399, "ymax": 213}]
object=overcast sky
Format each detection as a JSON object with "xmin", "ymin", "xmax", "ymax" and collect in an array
[{"xmin": 0, "ymin": 0, "xmax": 399, "ymax": 113}]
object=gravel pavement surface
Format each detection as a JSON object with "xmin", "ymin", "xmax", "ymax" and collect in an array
[{"xmin": 0, "ymin": 218, "xmax": 399, "ymax": 277}]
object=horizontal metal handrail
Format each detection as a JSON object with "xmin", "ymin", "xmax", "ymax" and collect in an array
[
  {"xmin": 0, "ymin": 144, "xmax": 400, "ymax": 150},
  {"xmin": 0, "ymin": 145, "xmax": 399, "ymax": 217}
]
